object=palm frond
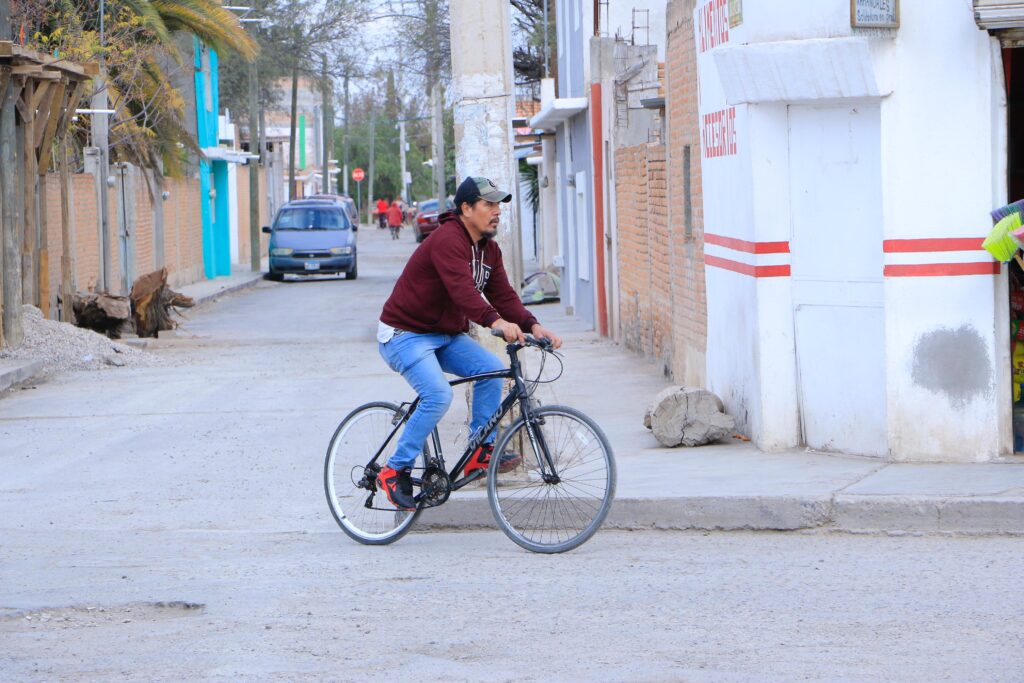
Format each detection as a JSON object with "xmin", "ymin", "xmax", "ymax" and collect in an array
[{"xmin": 151, "ymin": 0, "xmax": 258, "ymax": 60}]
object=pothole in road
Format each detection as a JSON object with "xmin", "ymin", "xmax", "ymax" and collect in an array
[{"xmin": 0, "ymin": 601, "xmax": 205, "ymax": 630}]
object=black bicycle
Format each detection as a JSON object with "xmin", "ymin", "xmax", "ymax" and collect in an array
[{"xmin": 323, "ymin": 333, "xmax": 616, "ymax": 553}]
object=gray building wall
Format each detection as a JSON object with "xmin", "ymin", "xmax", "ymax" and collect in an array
[{"xmin": 555, "ymin": 0, "xmax": 595, "ymax": 325}]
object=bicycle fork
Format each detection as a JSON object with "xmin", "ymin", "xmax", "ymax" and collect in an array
[{"xmin": 521, "ymin": 409, "xmax": 561, "ymax": 485}]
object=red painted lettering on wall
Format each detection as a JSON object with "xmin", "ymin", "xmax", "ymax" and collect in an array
[
  {"xmin": 702, "ymin": 107, "xmax": 737, "ymax": 158},
  {"xmin": 698, "ymin": 0, "xmax": 729, "ymax": 53}
]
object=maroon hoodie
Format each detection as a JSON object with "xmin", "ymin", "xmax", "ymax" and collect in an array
[{"xmin": 380, "ymin": 212, "xmax": 539, "ymax": 335}]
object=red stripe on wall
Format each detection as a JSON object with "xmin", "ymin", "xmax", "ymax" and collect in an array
[
  {"xmin": 706, "ymin": 255, "xmax": 791, "ymax": 278},
  {"xmin": 705, "ymin": 233, "xmax": 790, "ymax": 254},
  {"xmin": 883, "ymin": 262, "xmax": 1001, "ymax": 277},
  {"xmin": 883, "ymin": 238, "xmax": 985, "ymax": 253}
]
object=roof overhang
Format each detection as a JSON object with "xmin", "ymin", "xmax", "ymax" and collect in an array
[
  {"xmin": 203, "ymin": 147, "xmax": 256, "ymax": 164},
  {"xmin": 975, "ymin": 0, "xmax": 1024, "ymax": 29},
  {"xmin": 529, "ymin": 97, "xmax": 588, "ymax": 131}
]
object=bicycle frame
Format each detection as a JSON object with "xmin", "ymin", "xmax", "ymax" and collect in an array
[{"xmin": 362, "ymin": 342, "xmax": 559, "ymax": 489}]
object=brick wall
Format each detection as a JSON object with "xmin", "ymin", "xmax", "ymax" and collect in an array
[
  {"xmin": 40, "ymin": 169, "xmax": 206, "ymax": 312},
  {"xmin": 235, "ymin": 165, "xmax": 272, "ymax": 267},
  {"xmin": 611, "ymin": 0, "xmax": 707, "ymax": 384},
  {"xmin": 163, "ymin": 175, "xmax": 205, "ymax": 288},
  {"xmin": 28, "ymin": 161, "xmax": 277, "ymax": 324},
  {"xmin": 666, "ymin": 0, "xmax": 707, "ymax": 386},
  {"xmin": 615, "ymin": 143, "xmax": 672, "ymax": 362}
]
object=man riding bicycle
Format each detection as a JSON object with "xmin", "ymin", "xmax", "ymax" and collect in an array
[{"xmin": 376, "ymin": 176, "xmax": 562, "ymax": 510}]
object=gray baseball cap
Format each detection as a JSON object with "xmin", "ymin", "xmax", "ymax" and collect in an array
[{"xmin": 454, "ymin": 176, "xmax": 512, "ymax": 207}]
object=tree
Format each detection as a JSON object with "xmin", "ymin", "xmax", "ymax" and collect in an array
[
  {"xmin": 12, "ymin": 0, "xmax": 258, "ymax": 176},
  {"xmin": 239, "ymin": 0, "xmax": 365, "ymax": 199}
]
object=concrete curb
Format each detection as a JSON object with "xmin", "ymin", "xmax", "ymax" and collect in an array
[
  {"xmin": 187, "ymin": 273, "xmax": 265, "ymax": 308},
  {"xmin": 0, "ymin": 360, "xmax": 44, "ymax": 393},
  {"xmin": 410, "ymin": 492, "xmax": 1024, "ymax": 535}
]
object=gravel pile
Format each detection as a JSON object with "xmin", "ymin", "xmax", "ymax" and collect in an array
[{"xmin": 0, "ymin": 305, "xmax": 164, "ymax": 375}]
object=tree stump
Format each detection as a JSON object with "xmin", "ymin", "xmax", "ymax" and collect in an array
[
  {"xmin": 72, "ymin": 293, "xmax": 132, "ymax": 338},
  {"xmin": 643, "ymin": 386, "xmax": 736, "ymax": 447},
  {"xmin": 130, "ymin": 268, "xmax": 194, "ymax": 338}
]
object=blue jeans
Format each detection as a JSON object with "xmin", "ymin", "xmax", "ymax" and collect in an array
[{"xmin": 379, "ymin": 332, "xmax": 505, "ymax": 470}]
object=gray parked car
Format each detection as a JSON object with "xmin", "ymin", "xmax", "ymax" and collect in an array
[{"xmin": 263, "ymin": 200, "xmax": 358, "ymax": 281}]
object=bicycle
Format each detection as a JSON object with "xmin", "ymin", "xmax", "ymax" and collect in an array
[{"xmin": 323, "ymin": 332, "xmax": 616, "ymax": 553}]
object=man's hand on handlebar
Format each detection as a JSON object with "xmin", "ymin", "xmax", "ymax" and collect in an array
[
  {"xmin": 531, "ymin": 323, "xmax": 562, "ymax": 349},
  {"xmin": 490, "ymin": 319, "xmax": 526, "ymax": 344},
  {"xmin": 489, "ymin": 320, "xmax": 562, "ymax": 349}
]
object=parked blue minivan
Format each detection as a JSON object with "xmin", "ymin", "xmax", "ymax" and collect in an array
[{"xmin": 263, "ymin": 199, "xmax": 358, "ymax": 281}]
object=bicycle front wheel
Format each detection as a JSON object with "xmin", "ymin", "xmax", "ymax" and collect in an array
[
  {"xmin": 324, "ymin": 401, "xmax": 425, "ymax": 545},
  {"xmin": 488, "ymin": 405, "xmax": 615, "ymax": 553}
]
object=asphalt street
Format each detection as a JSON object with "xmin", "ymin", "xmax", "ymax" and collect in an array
[{"xmin": 1, "ymin": 226, "xmax": 1023, "ymax": 681}]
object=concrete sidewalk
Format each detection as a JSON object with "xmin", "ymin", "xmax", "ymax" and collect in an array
[
  {"xmin": 175, "ymin": 259, "xmax": 268, "ymax": 308},
  {"xmin": 413, "ymin": 304, "xmax": 1024, "ymax": 535}
]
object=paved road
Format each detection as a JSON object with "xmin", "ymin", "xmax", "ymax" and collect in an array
[
  {"xmin": 2, "ymin": 528, "xmax": 1022, "ymax": 682},
  {"xmin": 2, "ymin": 227, "xmax": 1023, "ymax": 681}
]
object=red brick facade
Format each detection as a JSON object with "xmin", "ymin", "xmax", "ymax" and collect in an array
[
  {"xmin": 665, "ymin": 0, "xmax": 707, "ymax": 386},
  {"xmin": 613, "ymin": 0, "xmax": 707, "ymax": 384},
  {"xmin": 34, "ymin": 164, "xmax": 270, "ymax": 318}
]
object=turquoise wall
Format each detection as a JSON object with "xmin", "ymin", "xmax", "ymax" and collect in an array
[{"xmin": 194, "ymin": 38, "xmax": 230, "ymax": 278}]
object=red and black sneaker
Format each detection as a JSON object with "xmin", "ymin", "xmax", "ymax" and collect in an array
[
  {"xmin": 462, "ymin": 443, "xmax": 522, "ymax": 478},
  {"xmin": 376, "ymin": 466, "xmax": 416, "ymax": 511}
]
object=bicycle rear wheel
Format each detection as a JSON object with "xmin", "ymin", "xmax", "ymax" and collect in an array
[
  {"xmin": 487, "ymin": 405, "xmax": 615, "ymax": 553},
  {"xmin": 324, "ymin": 401, "xmax": 427, "ymax": 545}
]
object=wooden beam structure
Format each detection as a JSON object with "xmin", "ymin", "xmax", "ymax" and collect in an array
[{"xmin": 0, "ymin": 39, "xmax": 94, "ymax": 346}]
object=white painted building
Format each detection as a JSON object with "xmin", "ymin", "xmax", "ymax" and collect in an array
[{"xmin": 697, "ymin": 0, "xmax": 1023, "ymax": 462}]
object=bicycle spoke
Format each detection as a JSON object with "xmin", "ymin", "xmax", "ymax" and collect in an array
[
  {"xmin": 489, "ymin": 407, "xmax": 615, "ymax": 553},
  {"xmin": 324, "ymin": 403, "xmax": 427, "ymax": 545}
]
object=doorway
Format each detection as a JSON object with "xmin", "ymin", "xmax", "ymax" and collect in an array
[
  {"xmin": 1003, "ymin": 47, "xmax": 1024, "ymax": 451},
  {"xmin": 788, "ymin": 103, "xmax": 887, "ymax": 455}
]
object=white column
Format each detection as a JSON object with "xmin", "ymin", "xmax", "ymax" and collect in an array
[{"xmin": 449, "ymin": 0, "xmax": 521, "ymax": 286}]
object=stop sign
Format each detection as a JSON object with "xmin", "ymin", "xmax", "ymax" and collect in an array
[{"xmin": 352, "ymin": 167, "xmax": 365, "ymax": 182}]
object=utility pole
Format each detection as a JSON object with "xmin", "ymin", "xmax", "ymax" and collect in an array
[
  {"xmin": 431, "ymin": 83, "xmax": 445, "ymax": 211},
  {"xmin": 248, "ymin": 55, "xmax": 261, "ymax": 272},
  {"xmin": 398, "ymin": 120, "xmax": 408, "ymax": 204},
  {"xmin": 367, "ymin": 115, "xmax": 375, "ymax": 225},
  {"xmin": 321, "ymin": 54, "xmax": 331, "ymax": 194},
  {"xmin": 342, "ymin": 73, "xmax": 349, "ymax": 196},
  {"xmin": 92, "ymin": 0, "xmax": 111, "ymax": 292},
  {"xmin": 0, "ymin": 0, "xmax": 21, "ymax": 346},
  {"xmin": 288, "ymin": 65, "xmax": 299, "ymax": 201},
  {"xmin": 448, "ymin": 0, "xmax": 521, "ymax": 287}
]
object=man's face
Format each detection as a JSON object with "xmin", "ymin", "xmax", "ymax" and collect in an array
[{"xmin": 463, "ymin": 200, "xmax": 502, "ymax": 239}]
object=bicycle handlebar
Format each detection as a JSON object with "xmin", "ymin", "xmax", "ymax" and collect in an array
[{"xmin": 489, "ymin": 327, "xmax": 553, "ymax": 349}]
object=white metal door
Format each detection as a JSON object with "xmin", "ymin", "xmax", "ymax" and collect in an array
[{"xmin": 788, "ymin": 104, "xmax": 887, "ymax": 455}]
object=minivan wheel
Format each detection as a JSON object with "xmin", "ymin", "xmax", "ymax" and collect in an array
[
  {"xmin": 267, "ymin": 270, "xmax": 284, "ymax": 282},
  {"xmin": 346, "ymin": 260, "xmax": 358, "ymax": 280}
]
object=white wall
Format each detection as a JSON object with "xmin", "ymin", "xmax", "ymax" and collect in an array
[
  {"xmin": 878, "ymin": 0, "xmax": 1006, "ymax": 460},
  {"xmin": 697, "ymin": 0, "xmax": 1009, "ymax": 460}
]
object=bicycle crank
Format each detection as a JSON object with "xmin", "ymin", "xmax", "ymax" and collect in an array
[{"xmin": 414, "ymin": 465, "xmax": 451, "ymax": 507}]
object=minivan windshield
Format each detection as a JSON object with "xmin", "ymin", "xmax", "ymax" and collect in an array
[{"xmin": 274, "ymin": 207, "xmax": 350, "ymax": 230}]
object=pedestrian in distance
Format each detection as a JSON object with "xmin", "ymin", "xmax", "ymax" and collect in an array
[
  {"xmin": 376, "ymin": 197, "xmax": 388, "ymax": 229},
  {"xmin": 387, "ymin": 199, "xmax": 404, "ymax": 240},
  {"xmin": 375, "ymin": 176, "xmax": 563, "ymax": 510}
]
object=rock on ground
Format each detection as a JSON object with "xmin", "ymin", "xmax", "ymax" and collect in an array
[{"xmin": 644, "ymin": 385, "xmax": 736, "ymax": 447}]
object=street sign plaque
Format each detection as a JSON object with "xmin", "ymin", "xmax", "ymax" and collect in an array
[{"xmin": 352, "ymin": 167, "xmax": 365, "ymax": 182}]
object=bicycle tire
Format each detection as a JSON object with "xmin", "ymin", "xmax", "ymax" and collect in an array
[
  {"xmin": 487, "ymin": 404, "xmax": 615, "ymax": 553},
  {"xmin": 324, "ymin": 401, "xmax": 429, "ymax": 545}
]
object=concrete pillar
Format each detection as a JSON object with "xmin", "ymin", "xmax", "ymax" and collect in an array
[{"xmin": 449, "ymin": 0, "xmax": 522, "ymax": 287}]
